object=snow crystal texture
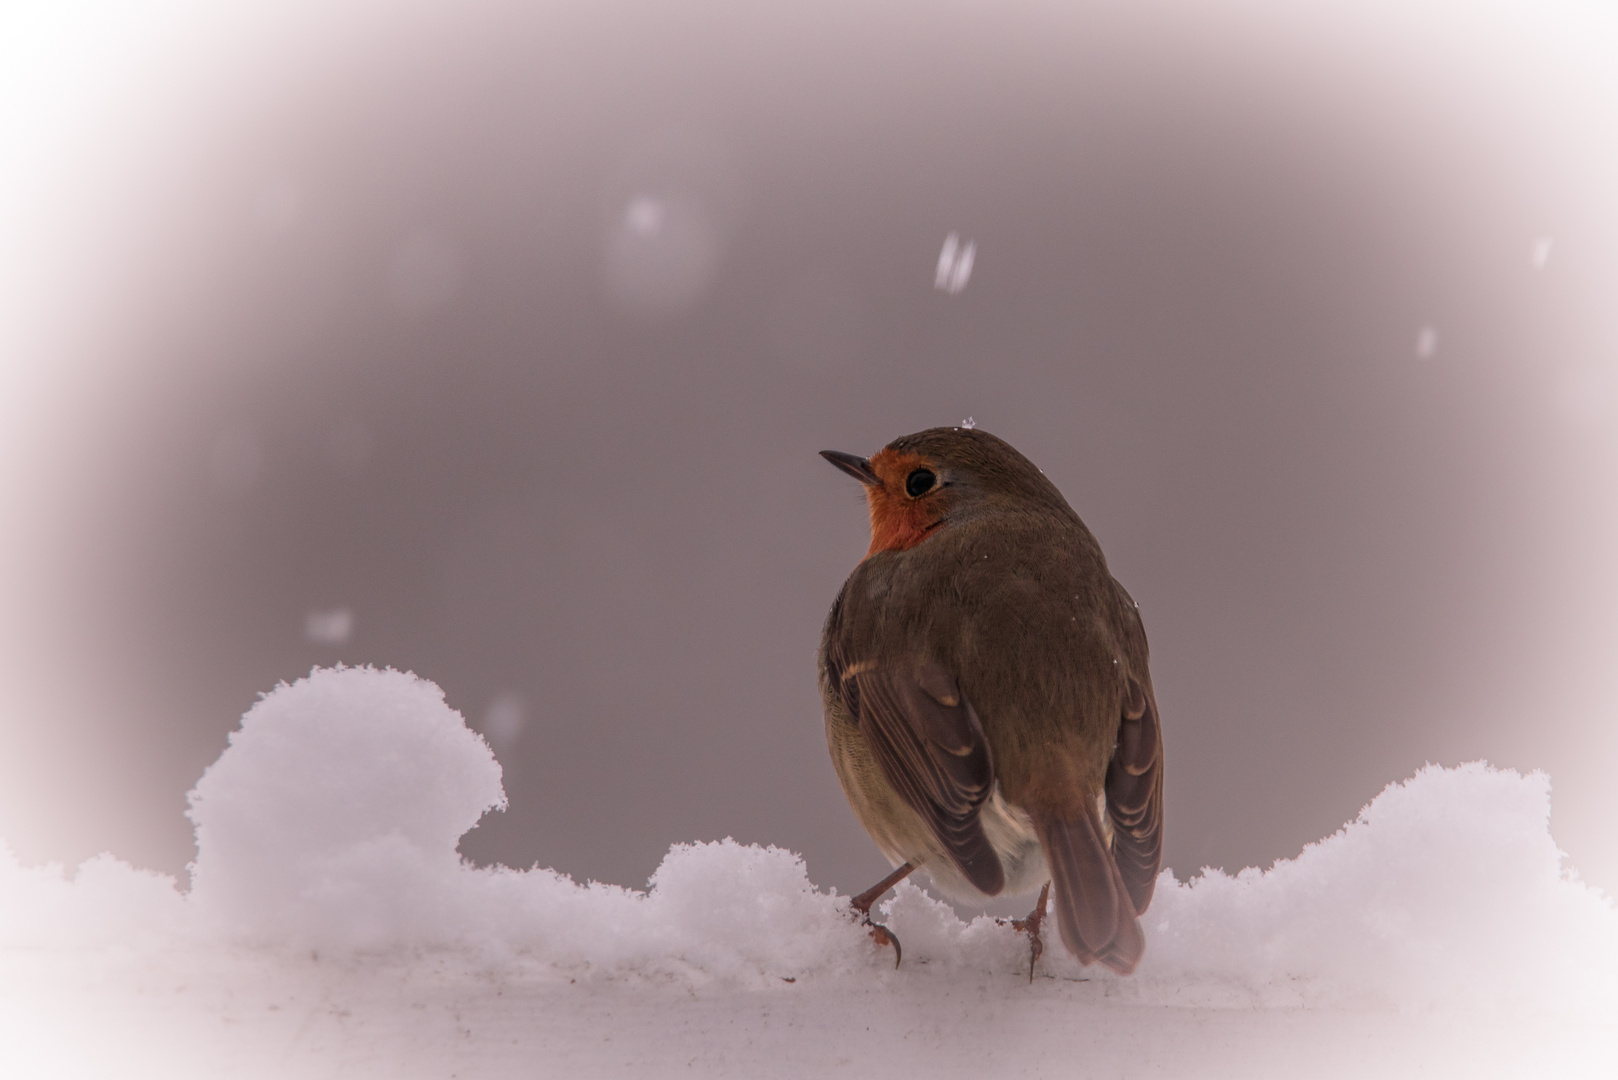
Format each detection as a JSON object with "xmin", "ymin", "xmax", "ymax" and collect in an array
[{"xmin": 2, "ymin": 666, "xmax": 1614, "ymax": 1078}]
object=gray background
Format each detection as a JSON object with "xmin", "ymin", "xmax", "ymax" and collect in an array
[{"xmin": 2, "ymin": 0, "xmax": 1615, "ymax": 905}]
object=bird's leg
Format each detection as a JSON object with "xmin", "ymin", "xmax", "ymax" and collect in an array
[
  {"xmin": 1007, "ymin": 881, "xmax": 1051, "ymax": 982},
  {"xmin": 849, "ymin": 862, "xmax": 915, "ymax": 916},
  {"xmin": 848, "ymin": 862, "xmax": 913, "ymax": 968}
]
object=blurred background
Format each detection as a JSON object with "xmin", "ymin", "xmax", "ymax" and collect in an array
[{"xmin": 1, "ymin": 0, "xmax": 1615, "ymax": 907}]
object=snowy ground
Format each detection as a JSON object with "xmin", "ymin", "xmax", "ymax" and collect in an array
[{"xmin": 3, "ymin": 667, "xmax": 1614, "ymax": 1078}]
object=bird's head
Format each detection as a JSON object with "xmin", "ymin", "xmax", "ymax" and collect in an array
[{"xmin": 821, "ymin": 427, "xmax": 1071, "ymax": 557}]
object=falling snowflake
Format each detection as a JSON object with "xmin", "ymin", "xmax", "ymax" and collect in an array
[
  {"xmin": 934, "ymin": 233, "xmax": 975, "ymax": 295},
  {"xmin": 961, "ymin": 416, "xmax": 976, "ymax": 429},
  {"xmin": 1531, "ymin": 236, "xmax": 1553, "ymax": 270},
  {"xmin": 481, "ymin": 693, "xmax": 528, "ymax": 754},
  {"xmin": 1416, "ymin": 326, "xmax": 1438, "ymax": 359},
  {"xmin": 624, "ymin": 196, "xmax": 665, "ymax": 237},
  {"xmin": 305, "ymin": 608, "xmax": 355, "ymax": 646}
]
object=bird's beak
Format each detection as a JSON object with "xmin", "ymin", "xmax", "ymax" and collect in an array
[{"xmin": 820, "ymin": 450, "xmax": 882, "ymax": 487}]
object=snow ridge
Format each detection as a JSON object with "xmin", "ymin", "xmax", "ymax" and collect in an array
[{"xmin": 3, "ymin": 667, "xmax": 1614, "ymax": 1016}]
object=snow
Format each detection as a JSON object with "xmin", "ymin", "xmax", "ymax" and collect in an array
[
  {"xmin": 1532, "ymin": 235, "xmax": 1554, "ymax": 270},
  {"xmin": 302, "ymin": 607, "xmax": 354, "ymax": 645},
  {"xmin": 1417, "ymin": 325, "xmax": 1439, "ymax": 358},
  {"xmin": 478, "ymin": 692, "xmax": 527, "ymax": 753},
  {"xmin": 2, "ymin": 666, "xmax": 1614, "ymax": 1078},
  {"xmin": 935, "ymin": 232, "xmax": 975, "ymax": 294}
]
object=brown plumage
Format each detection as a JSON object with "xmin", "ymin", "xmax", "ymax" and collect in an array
[{"xmin": 818, "ymin": 427, "xmax": 1164, "ymax": 975}]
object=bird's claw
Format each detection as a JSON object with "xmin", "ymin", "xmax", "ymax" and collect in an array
[
  {"xmin": 864, "ymin": 918, "xmax": 903, "ymax": 968},
  {"xmin": 1016, "ymin": 919, "xmax": 1045, "ymax": 982},
  {"xmin": 845, "ymin": 861, "xmax": 914, "ymax": 969},
  {"xmin": 849, "ymin": 903, "xmax": 903, "ymax": 968},
  {"xmin": 999, "ymin": 881, "xmax": 1051, "ymax": 983}
]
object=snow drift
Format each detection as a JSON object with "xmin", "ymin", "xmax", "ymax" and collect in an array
[{"xmin": 1, "ymin": 666, "xmax": 1614, "ymax": 1078}]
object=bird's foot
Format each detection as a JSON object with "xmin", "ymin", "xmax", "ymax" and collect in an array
[
  {"xmin": 847, "ymin": 862, "xmax": 914, "ymax": 969},
  {"xmin": 861, "ymin": 918, "xmax": 903, "ymax": 968},
  {"xmin": 999, "ymin": 881, "xmax": 1050, "ymax": 983}
]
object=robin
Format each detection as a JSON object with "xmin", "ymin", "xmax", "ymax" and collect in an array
[{"xmin": 818, "ymin": 426, "xmax": 1164, "ymax": 976}]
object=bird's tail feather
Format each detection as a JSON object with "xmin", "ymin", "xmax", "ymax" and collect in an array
[{"xmin": 1034, "ymin": 806, "xmax": 1146, "ymax": 975}]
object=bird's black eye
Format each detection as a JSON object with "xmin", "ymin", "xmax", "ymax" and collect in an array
[{"xmin": 905, "ymin": 468, "xmax": 936, "ymax": 498}]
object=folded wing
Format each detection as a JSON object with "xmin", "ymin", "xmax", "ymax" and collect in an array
[
  {"xmin": 1106, "ymin": 582, "xmax": 1165, "ymax": 916},
  {"xmin": 845, "ymin": 662, "xmax": 1005, "ymax": 896}
]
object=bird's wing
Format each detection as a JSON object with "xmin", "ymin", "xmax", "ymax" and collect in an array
[
  {"xmin": 1105, "ymin": 583, "xmax": 1164, "ymax": 915},
  {"xmin": 844, "ymin": 662, "xmax": 1006, "ymax": 896}
]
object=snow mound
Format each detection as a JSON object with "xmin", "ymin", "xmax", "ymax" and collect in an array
[
  {"xmin": 1137, "ymin": 761, "xmax": 1618, "ymax": 1012},
  {"xmin": 172, "ymin": 667, "xmax": 865, "ymax": 979},
  {"xmin": 185, "ymin": 667, "xmax": 507, "ymax": 948},
  {"xmin": 173, "ymin": 667, "xmax": 873, "ymax": 977},
  {"xmin": 2, "ymin": 667, "xmax": 1614, "ymax": 1016}
]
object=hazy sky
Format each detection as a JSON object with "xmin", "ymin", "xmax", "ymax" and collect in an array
[{"xmin": 2, "ymin": 0, "xmax": 1615, "ymax": 905}]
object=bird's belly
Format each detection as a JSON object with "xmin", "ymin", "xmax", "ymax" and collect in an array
[
  {"xmin": 827, "ymin": 702, "xmax": 1050, "ymax": 902},
  {"xmin": 825, "ymin": 706, "xmax": 937, "ymax": 869}
]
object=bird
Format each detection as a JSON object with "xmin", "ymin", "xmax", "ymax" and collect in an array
[{"xmin": 818, "ymin": 426, "xmax": 1164, "ymax": 976}]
